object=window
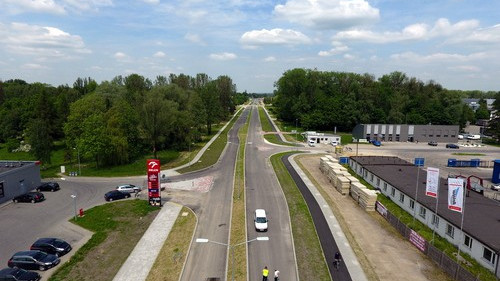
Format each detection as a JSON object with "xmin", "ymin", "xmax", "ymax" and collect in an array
[
  {"xmin": 432, "ymin": 214, "xmax": 439, "ymax": 227},
  {"xmin": 464, "ymin": 235, "xmax": 472, "ymax": 249},
  {"xmin": 399, "ymin": 193, "xmax": 405, "ymax": 203},
  {"xmin": 419, "ymin": 206, "xmax": 426, "ymax": 219},
  {"xmin": 446, "ymin": 224, "xmax": 454, "ymax": 238},
  {"xmin": 383, "ymin": 183, "xmax": 387, "ymax": 191},
  {"xmin": 391, "ymin": 187, "xmax": 395, "ymax": 197},
  {"xmin": 376, "ymin": 178, "xmax": 380, "ymax": 187},
  {"xmin": 429, "ymin": 134, "xmax": 434, "ymax": 137},
  {"xmin": 409, "ymin": 200, "xmax": 415, "ymax": 210},
  {"xmin": 370, "ymin": 174, "xmax": 374, "ymax": 182},
  {"xmin": 483, "ymin": 247, "xmax": 496, "ymax": 264}
]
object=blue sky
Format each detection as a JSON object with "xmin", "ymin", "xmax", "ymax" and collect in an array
[{"xmin": 0, "ymin": 0, "xmax": 499, "ymax": 93}]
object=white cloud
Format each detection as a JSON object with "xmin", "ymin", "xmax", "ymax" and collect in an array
[
  {"xmin": 264, "ymin": 56, "xmax": 276, "ymax": 62},
  {"xmin": 22, "ymin": 63, "xmax": 47, "ymax": 69},
  {"xmin": 240, "ymin": 28, "xmax": 311, "ymax": 46},
  {"xmin": 141, "ymin": 0, "xmax": 160, "ymax": 4},
  {"xmin": 390, "ymin": 51, "xmax": 487, "ymax": 63},
  {"xmin": 114, "ymin": 52, "xmax": 128, "ymax": 60},
  {"xmin": 334, "ymin": 18, "xmax": 483, "ymax": 43},
  {"xmin": 209, "ymin": 52, "xmax": 237, "ymax": 60},
  {"xmin": 343, "ymin": 53, "xmax": 355, "ymax": 60},
  {"xmin": 62, "ymin": 0, "xmax": 113, "ymax": 12},
  {"xmin": 453, "ymin": 23, "xmax": 500, "ymax": 44},
  {"xmin": 0, "ymin": 22, "xmax": 90, "ymax": 58},
  {"xmin": 3, "ymin": 0, "xmax": 66, "ymax": 14},
  {"xmin": 153, "ymin": 51, "xmax": 166, "ymax": 58},
  {"xmin": 318, "ymin": 41, "xmax": 349, "ymax": 56},
  {"xmin": 184, "ymin": 33, "xmax": 206, "ymax": 45},
  {"xmin": 448, "ymin": 65, "xmax": 481, "ymax": 72},
  {"xmin": 274, "ymin": 0, "xmax": 379, "ymax": 30}
]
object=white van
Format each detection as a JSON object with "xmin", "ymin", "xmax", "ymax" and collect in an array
[
  {"xmin": 254, "ymin": 209, "xmax": 268, "ymax": 232},
  {"xmin": 308, "ymin": 140, "xmax": 316, "ymax": 147}
]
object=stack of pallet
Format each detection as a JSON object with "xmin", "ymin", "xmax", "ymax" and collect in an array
[
  {"xmin": 350, "ymin": 182, "xmax": 377, "ymax": 211},
  {"xmin": 335, "ymin": 176, "xmax": 351, "ymax": 195}
]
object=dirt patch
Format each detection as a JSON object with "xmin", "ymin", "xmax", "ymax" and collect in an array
[{"xmin": 297, "ymin": 154, "xmax": 453, "ymax": 281}]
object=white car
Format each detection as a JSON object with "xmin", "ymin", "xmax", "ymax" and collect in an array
[
  {"xmin": 254, "ymin": 209, "xmax": 268, "ymax": 232},
  {"xmin": 116, "ymin": 184, "xmax": 142, "ymax": 193},
  {"xmin": 467, "ymin": 134, "xmax": 481, "ymax": 140},
  {"xmin": 308, "ymin": 140, "xmax": 316, "ymax": 147}
]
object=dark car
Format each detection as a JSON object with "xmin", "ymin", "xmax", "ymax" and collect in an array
[
  {"xmin": 12, "ymin": 192, "xmax": 44, "ymax": 203},
  {"xmin": 30, "ymin": 238, "xmax": 72, "ymax": 257},
  {"xmin": 446, "ymin": 143, "xmax": 459, "ymax": 149},
  {"xmin": 428, "ymin": 141, "xmax": 438, "ymax": 146},
  {"xmin": 104, "ymin": 190, "xmax": 131, "ymax": 201},
  {"xmin": 36, "ymin": 182, "xmax": 60, "ymax": 192},
  {"xmin": 0, "ymin": 268, "xmax": 41, "ymax": 281},
  {"xmin": 7, "ymin": 251, "xmax": 60, "ymax": 271}
]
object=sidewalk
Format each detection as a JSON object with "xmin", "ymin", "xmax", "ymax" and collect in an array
[
  {"xmin": 288, "ymin": 154, "xmax": 368, "ymax": 281},
  {"xmin": 112, "ymin": 202, "xmax": 182, "ymax": 281}
]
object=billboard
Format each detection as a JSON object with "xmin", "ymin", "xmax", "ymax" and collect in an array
[
  {"xmin": 447, "ymin": 178, "xmax": 464, "ymax": 213},
  {"xmin": 147, "ymin": 159, "xmax": 161, "ymax": 206}
]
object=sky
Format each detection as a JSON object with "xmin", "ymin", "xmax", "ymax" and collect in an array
[{"xmin": 0, "ymin": 0, "xmax": 499, "ymax": 93}]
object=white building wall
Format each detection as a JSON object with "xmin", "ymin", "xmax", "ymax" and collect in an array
[{"xmin": 348, "ymin": 159, "xmax": 497, "ymax": 273}]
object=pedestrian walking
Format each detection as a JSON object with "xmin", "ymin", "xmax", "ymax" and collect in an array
[
  {"xmin": 274, "ymin": 269, "xmax": 280, "ymax": 281},
  {"xmin": 262, "ymin": 266, "xmax": 269, "ymax": 281}
]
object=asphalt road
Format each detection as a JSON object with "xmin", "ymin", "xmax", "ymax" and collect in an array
[
  {"xmin": 245, "ymin": 105, "xmax": 298, "ymax": 281},
  {"xmin": 179, "ymin": 107, "xmax": 249, "ymax": 281}
]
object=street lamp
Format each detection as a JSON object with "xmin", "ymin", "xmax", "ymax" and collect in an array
[
  {"xmin": 196, "ymin": 236, "xmax": 269, "ymax": 281},
  {"xmin": 70, "ymin": 194, "xmax": 77, "ymax": 220},
  {"xmin": 73, "ymin": 147, "xmax": 81, "ymax": 176}
]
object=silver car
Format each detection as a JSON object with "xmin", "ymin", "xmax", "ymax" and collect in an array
[{"xmin": 116, "ymin": 184, "xmax": 141, "ymax": 193}]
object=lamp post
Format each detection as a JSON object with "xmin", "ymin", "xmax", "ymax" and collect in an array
[
  {"xmin": 196, "ymin": 236, "xmax": 269, "ymax": 281},
  {"xmin": 73, "ymin": 147, "xmax": 81, "ymax": 176},
  {"xmin": 70, "ymin": 194, "xmax": 77, "ymax": 220}
]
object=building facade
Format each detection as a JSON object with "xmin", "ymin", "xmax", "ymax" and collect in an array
[
  {"xmin": 349, "ymin": 156, "xmax": 500, "ymax": 277},
  {"xmin": 352, "ymin": 124, "xmax": 459, "ymax": 143},
  {"xmin": 0, "ymin": 161, "xmax": 41, "ymax": 205}
]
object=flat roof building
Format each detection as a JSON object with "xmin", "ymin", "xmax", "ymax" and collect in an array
[
  {"xmin": 0, "ymin": 161, "xmax": 41, "ymax": 205},
  {"xmin": 352, "ymin": 124, "xmax": 459, "ymax": 143}
]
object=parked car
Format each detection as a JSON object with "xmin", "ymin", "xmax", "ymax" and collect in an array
[
  {"xmin": 446, "ymin": 143, "xmax": 459, "ymax": 149},
  {"xmin": 115, "ymin": 184, "xmax": 141, "ymax": 194},
  {"xmin": 467, "ymin": 134, "xmax": 481, "ymax": 140},
  {"xmin": 0, "ymin": 267, "xmax": 41, "ymax": 281},
  {"xmin": 36, "ymin": 182, "xmax": 60, "ymax": 192},
  {"xmin": 427, "ymin": 141, "xmax": 438, "ymax": 146},
  {"xmin": 458, "ymin": 134, "xmax": 464, "ymax": 139},
  {"xmin": 104, "ymin": 190, "xmax": 131, "ymax": 201},
  {"xmin": 30, "ymin": 238, "xmax": 72, "ymax": 257},
  {"xmin": 7, "ymin": 251, "xmax": 60, "ymax": 271},
  {"xmin": 12, "ymin": 192, "xmax": 44, "ymax": 203},
  {"xmin": 371, "ymin": 140, "xmax": 381, "ymax": 147},
  {"xmin": 307, "ymin": 140, "xmax": 316, "ymax": 147}
]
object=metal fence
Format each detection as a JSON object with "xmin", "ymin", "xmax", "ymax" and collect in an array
[{"xmin": 378, "ymin": 203, "xmax": 486, "ymax": 281}]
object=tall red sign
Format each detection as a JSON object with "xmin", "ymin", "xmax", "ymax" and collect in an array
[{"xmin": 147, "ymin": 159, "xmax": 161, "ymax": 206}]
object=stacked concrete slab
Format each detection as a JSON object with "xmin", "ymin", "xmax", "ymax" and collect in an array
[{"xmin": 350, "ymin": 181, "xmax": 377, "ymax": 211}]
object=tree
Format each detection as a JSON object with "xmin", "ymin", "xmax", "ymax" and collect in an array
[
  {"xmin": 26, "ymin": 119, "xmax": 52, "ymax": 163},
  {"xmin": 140, "ymin": 89, "xmax": 177, "ymax": 159},
  {"xmin": 475, "ymin": 99, "xmax": 490, "ymax": 120},
  {"xmin": 199, "ymin": 82, "xmax": 221, "ymax": 135}
]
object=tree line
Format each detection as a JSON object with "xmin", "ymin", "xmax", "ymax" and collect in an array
[
  {"xmin": 271, "ymin": 69, "xmax": 498, "ymax": 134},
  {"xmin": 0, "ymin": 73, "xmax": 249, "ymax": 166}
]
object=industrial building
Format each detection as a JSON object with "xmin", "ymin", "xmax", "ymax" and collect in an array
[
  {"xmin": 0, "ymin": 161, "xmax": 41, "ymax": 205},
  {"xmin": 349, "ymin": 156, "xmax": 500, "ymax": 277},
  {"xmin": 352, "ymin": 124, "xmax": 459, "ymax": 143}
]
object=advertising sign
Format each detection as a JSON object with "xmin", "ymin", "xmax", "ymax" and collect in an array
[
  {"xmin": 447, "ymin": 178, "xmax": 464, "ymax": 212},
  {"xmin": 425, "ymin": 167, "xmax": 439, "ymax": 198},
  {"xmin": 376, "ymin": 201, "xmax": 387, "ymax": 218},
  {"xmin": 147, "ymin": 159, "xmax": 161, "ymax": 206},
  {"xmin": 409, "ymin": 229, "xmax": 427, "ymax": 252}
]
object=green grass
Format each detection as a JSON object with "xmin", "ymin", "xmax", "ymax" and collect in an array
[
  {"xmin": 228, "ymin": 108, "xmax": 251, "ymax": 281},
  {"xmin": 177, "ymin": 109, "xmax": 243, "ymax": 173},
  {"xmin": 343, "ymin": 165, "xmax": 498, "ymax": 281},
  {"xmin": 270, "ymin": 152, "xmax": 331, "ymax": 281},
  {"xmin": 258, "ymin": 106, "xmax": 274, "ymax": 132},
  {"xmin": 146, "ymin": 206, "xmax": 196, "ymax": 281},
  {"xmin": 451, "ymin": 153, "xmax": 486, "ymax": 156},
  {"xmin": 49, "ymin": 200, "xmax": 159, "ymax": 281}
]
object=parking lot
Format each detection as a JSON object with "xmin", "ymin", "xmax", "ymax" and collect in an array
[{"xmin": 0, "ymin": 176, "xmax": 146, "ymax": 280}]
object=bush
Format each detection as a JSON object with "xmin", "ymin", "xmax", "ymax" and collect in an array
[{"xmin": 5, "ymin": 138, "xmax": 19, "ymax": 152}]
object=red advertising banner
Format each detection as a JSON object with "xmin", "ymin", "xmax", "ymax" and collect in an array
[
  {"xmin": 409, "ymin": 229, "xmax": 427, "ymax": 252},
  {"xmin": 147, "ymin": 159, "xmax": 161, "ymax": 206}
]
